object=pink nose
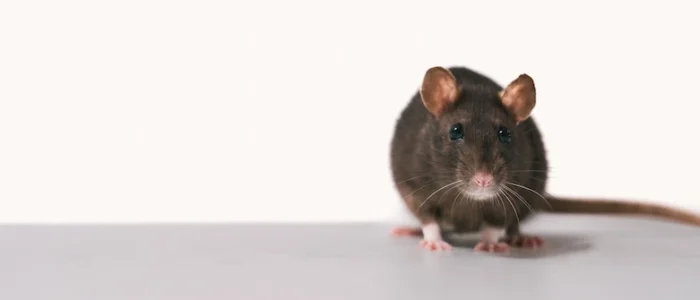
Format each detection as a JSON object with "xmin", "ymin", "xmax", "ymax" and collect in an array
[{"xmin": 473, "ymin": 172, "xmax": 493, "ymax": 187}]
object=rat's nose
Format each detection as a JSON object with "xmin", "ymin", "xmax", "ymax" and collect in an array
[{"xmin": 472, "ymin": 172, "xmax": 493, "ymax": 187}]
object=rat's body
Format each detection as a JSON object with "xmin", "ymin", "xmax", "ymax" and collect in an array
[{"xmin": 390, "ymin": 66, "xmax": 700, "ymax": 252}]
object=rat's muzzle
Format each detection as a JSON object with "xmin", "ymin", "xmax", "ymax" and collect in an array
[{"xmin": 463, "ymin": 171, "xmax": 499, "ymax": 201}]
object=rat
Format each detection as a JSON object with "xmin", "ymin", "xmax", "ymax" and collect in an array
[{"xmin": 389, "ymin": 65, "xmax": 700, "ymax": 253}]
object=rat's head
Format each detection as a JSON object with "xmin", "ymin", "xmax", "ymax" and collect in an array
[{"xmin": 419, "ymin": 66, "xmax": 536, "ymax": 201}]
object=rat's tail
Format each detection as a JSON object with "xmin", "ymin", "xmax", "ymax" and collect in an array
[{"xmin": 542, "ymin": 195, "xmax": 700, "ymax": 227}]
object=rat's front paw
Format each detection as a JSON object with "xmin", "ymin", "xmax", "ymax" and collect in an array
[
  {"xmin": 473, "ymin": 241, "xmax": 510, "ymax": 253},
  {"xmin": 390, "ymin": 226, "xmax": 422, "ymax": 237},
  {"xmin": 419, "ymin": 239, "xmax": 452, "ymax": 251},
  {"xmin": 502, "ymin": 235, "xmax": 544, "ymax": 248}
]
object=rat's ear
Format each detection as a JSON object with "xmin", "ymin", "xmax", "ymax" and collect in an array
[
  {"xmin": 499, "ymin": 74, "xmax": 536, "ymax": 124},
  {"xmin": 420, "ymin": 66, "xmax": 460, "ymax": 117}
]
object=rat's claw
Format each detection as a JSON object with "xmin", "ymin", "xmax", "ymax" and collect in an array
[
  {"xmin": 473, "ymin": 241, "xmax": 510, "ymax": 253},
  {"xmin": 419, "ymin": 239, "xmax": 452, "ymax": 251}
]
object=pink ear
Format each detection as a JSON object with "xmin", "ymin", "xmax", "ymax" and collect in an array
[
  {"xmin": 420, "ymin": 67, "xmax": 459, "ymax": 117},
  {"xmin": 499, "ymin": 74, "xmax": 536, "ymax": 123}
]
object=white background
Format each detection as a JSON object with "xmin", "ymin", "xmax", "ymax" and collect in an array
[{"xmin": 1, "ymin": 0, "xmax": 698, "ymax": 223}]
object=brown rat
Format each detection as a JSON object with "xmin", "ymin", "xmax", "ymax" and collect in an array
[{"xmin": 389, "ymin": 65, "xmax": 700, "ymax": 253}]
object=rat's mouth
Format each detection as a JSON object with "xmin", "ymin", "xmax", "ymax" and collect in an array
[{"xmin": 461, "ymin": 185, "xmax": 500, "ymax": 201}]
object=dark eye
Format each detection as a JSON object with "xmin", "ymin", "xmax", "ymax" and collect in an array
[
  {"xmin": 449, "ymin": 123, "xmax": 464, "ymax": 140},
  {"xmin": 498, "ymin": 126, "xmax": 512, "ymax": 144}
]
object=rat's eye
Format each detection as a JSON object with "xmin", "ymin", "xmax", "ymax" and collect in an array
[
  {"xmin": 498, "ymin": 126, "xmax": 512, "ymax": 144},
  {"xmin": 449, "ymin": 123, "xmax": 464, "ymax": 140}
]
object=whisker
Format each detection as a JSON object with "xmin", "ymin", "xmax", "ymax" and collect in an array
[
  {"xmin": 401, "ymin": 181, "xmax": 438, "ymax": 199},
  {"xmin": 437, "ymin": 182, "xmax": 464, "ymax": 205},
  {"xmin": 503, "ymin": 185, "xmax": 534, "ymax": 214},
  {"xmin": 418, "ymin": 180, "xmax": 462, "ymax": 209},
  {"xmin": 506, "ymin": 182, "xmax": 551, "ymax": 209},
  {"xmin": 526, "ymin": 176, "xmax": 547, "ymax": 182},
  {"xmin": 394, "ymin": 171, "xmax": 456, "ymax": 184},
  {"xmin": 450, "ymin": 189, "xmax": 462, "ymax": 220},
  {"xmin": 501, "ymin": 189, "xmax": 520, "ymax": 225},
  {"xmin": 496, "ymin": 191, "xmax": 507, "ymax": 219}
]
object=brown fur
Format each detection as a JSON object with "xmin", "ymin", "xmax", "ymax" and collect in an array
[
  {"xmin": 390, "ymin": 66, "xmax": 547, "ymax": 236},
  {"xmin": 390, "ymin": 66, "xmax": 700, "ymax": 241}
]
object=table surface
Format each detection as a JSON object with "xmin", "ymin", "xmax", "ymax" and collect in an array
[{"xmin": 2, "ymin": 214, "xmax": 700, "ymax": 300}]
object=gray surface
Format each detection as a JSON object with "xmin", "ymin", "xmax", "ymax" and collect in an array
[{"xmin": 2, "ymin": 215, "xmax": 700, "ymax": 300}]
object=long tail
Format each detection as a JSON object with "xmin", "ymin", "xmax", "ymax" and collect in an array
[{"xmin": 542, "ymin": 195, "xmax": 700, "ymax": 227}]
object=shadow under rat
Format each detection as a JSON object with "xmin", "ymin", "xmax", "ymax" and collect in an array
[{"xmin": 441, "ymin": 232, "xmax": 593, "ymax": 259}]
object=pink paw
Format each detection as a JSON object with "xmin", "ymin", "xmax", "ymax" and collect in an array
[
  {"xmin": 473, "ymin": 241, "xmax": 510, "ymax": 253},
  {"xmin": 419, "ymin": 239, "xmax": 452, "ymax": 251},
  {"xmin": 391, "ymin": 226, "xmax": 422, "ymax": 237},
  {"xmin": 502, "ymin": 235, "xmax": 544, "ymax": 248}
]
